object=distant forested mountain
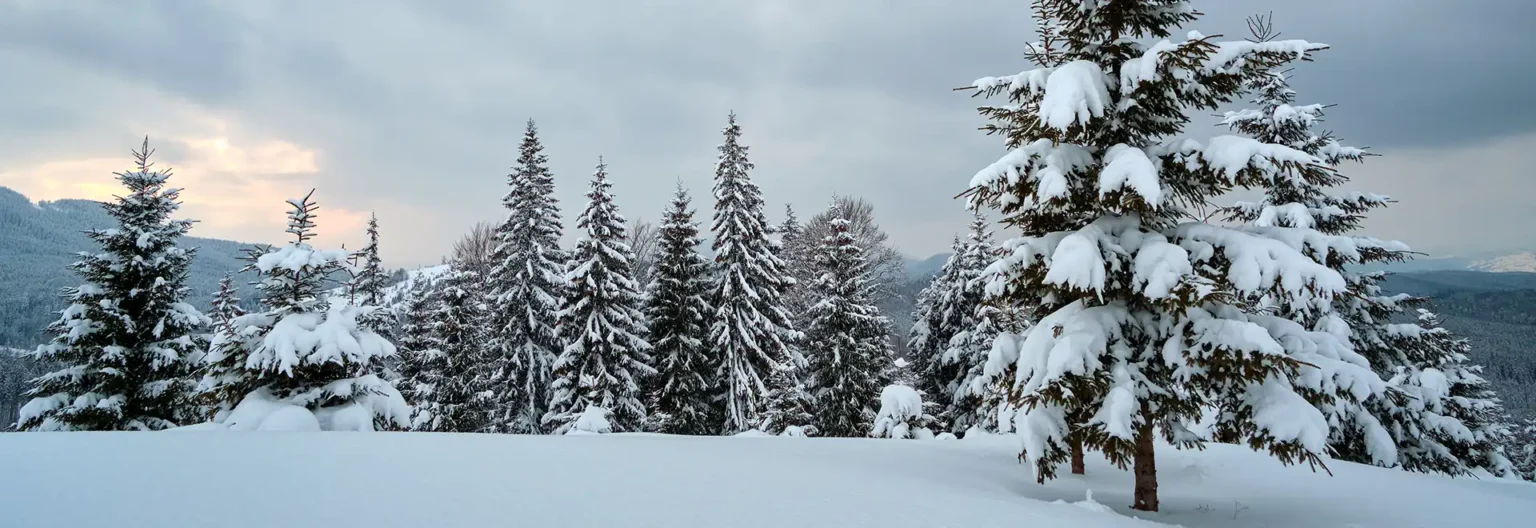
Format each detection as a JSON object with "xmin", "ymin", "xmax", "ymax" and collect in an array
[
  {"xmin": 1380, "ymin": 271, "xmax": 1536, "ymax": 418},
  {"xmin": 0, "ymin": 186, "xmax": 259, "ymax": 349}
]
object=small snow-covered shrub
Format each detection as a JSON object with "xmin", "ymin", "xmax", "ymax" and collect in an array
[
  {"xmin": 870, "ymin": 385, "xmax": 937, "ymax": 439},
  {"xmin": 779, "ymin": 425, "xmax": 818, "ymax": 437},
  {"xmin": 566, "ymin": 406, "xmax": 613, "ymax": 435}
]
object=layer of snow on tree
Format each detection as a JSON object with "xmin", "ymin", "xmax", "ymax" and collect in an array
[
  {"xmin": 568, "ymin": 406, "xmax": 613, "ymax": 435},
  {"xmin": 2, "ymin": 432, "xmax": 1532, "ymax": 527},
  {"xmin": 871, "ymin": 385, "xmax": 931, "ymax": 439},
  {"xmin": 1468, "ymin": 251, "xmax": 1536, "ymax": 273}
]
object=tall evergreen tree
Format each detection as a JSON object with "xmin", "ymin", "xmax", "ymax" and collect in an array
[
  {"xmin": 964, "ymin": 2, "xmax": 1384, "ymax": 511},
  {"xmin": 198, "ymin": 274, "xmax": 246, "ymax": 420},
  {"xmin": 414, "ymin": 265, "xmax": 493, "ymax": 433},
  {"xmin": 942, "ymin": 213, "xmax": 1008, "ymax": 433},
  {"xmin": 643, "ymin": 184, "xmax": 717, "ymax": 435},
  {"xmin": 485, "ymin": 120, "xmax": 567, "ymax": 433},
  {"xmin": 200, "ymin": 191, "xmax": 407, "ymax": 430},
  {"xmin": 708, "ymin": 112, "xmax": 800, "ymax": 433},
  {"xmin": 544, "ymin": 160, "xmax": 655, "ymax": 433},
  {"xmin": 778, "ymin": 204, "xmax": 814, "ymax": 319},
  {"xmin": 1220, "ymin": 16, "xmax": 1513, "ymax": 477},
  {"xmin": 19, "ymin": 139, "xmax": 209, "ymax": 431},
  {"xmin": 393, "ymin": 276, "xmax": 441, "ymax": 429},
  {"xmin": 907, "ymin": 235, "xmax": 968, "ymax": 424},
  {"xmin": 802, "ymin": 215, "xmax": 893, "ymax": 437},
  {"xmin": 351, "ymin": 213, "xmax": 387, "ymax": 307}
]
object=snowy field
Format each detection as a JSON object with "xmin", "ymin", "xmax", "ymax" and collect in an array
[{"xmin": 2, "ymin": 433, "xmax": 1533, "ymax": 528}]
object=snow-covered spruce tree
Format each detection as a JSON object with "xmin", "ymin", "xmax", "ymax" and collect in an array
[
  {"xmin": 19, "ymin": 139, "xmax": 209, "ymax": 431},
  {"xmin": 907, "ymin": 235, "xmax": 968, "ymax": 427},
  {"xmin": 759, "ymin": 360, "xmax": 818, "ymax": 436},
  {"xmin": 201, "ymin": 191, "xmax": 408, "ymax": 431},
  {"xmin": 1376, "ymin": 310, "xmax": 1515, "ymax": 475},
  {"xmin": 803, "ymin": 215, "xmax": 894, "ymax": 437},
  {"xmin": 1509, "ymin": 417, "xmax": 1536, "ymax": 480},
  {"xmin": 777, "ymin": 204, "xmax": 815, "ymax": 320},
  {"xmin": 414, "ymin": 265, "xmax": 493, "ymax": 433},
  {"xmin": 196, "ymin": 274, "xmax": 247, "ymax": 419},
  {"xmin": 707, "ymin": 112, "xmax": 800, "ymax": 433},
  {"xmin": 964, "ymin": 2, "xmax": 1384, "ymax": 511},
  {"xmin": 210, "ymin": 274, "xmax": 245, "ymax": 327},
  {"xmin": 485, "ymin": 119, "xmax": 567, "ymax": 433},
  {"xmin": 643, "ymin": 183, "xmax": 718, "ymax": 435},
  {"xmin": 544, "ymin": 160, "xmax": 655, "ymax": 434},
  {"xmin": 392, "ymin": 276, "xmax": 441, "ymax": 429},
  {"xmin": 1218, "ymin": 19, "xmax": 1514, "ymax": 476},
  {"xmin": 351, "ymin": 213, "xmax": 387, "ymax": 307},
  {"xmin": 944, "ymin": 212, "xmax": 1012, "ymax": 433}
]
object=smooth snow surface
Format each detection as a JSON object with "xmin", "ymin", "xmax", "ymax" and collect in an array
[{"xmin": 2, "ymin": 433, "xmax": 1533, "ymax": 527}]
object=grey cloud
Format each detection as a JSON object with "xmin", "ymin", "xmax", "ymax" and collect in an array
[
  {"xmin": 0, "ymin": 1, "xmax": 252, "ymax": 105},
  {"xmin": 2, "ymin": 0, "xmax": 1532, "ymax": 266}
]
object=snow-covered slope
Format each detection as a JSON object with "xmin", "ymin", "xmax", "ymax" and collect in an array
[
  {"xmin": 0, "ymin": 432, "xmax": 1530, "ymax": 528},
  {"xmin": 327, "ymin": 264, "xmax": 450, "ymax": 308},
  {"xmin": 1470, "ymin": 252, "xmax": 1536, "ymax": 273}
]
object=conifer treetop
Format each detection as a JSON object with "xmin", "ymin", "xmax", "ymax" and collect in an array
[
  {"xmin": 20, "ymin": 138, "xmax": 208, "ymax": 431},
  {"xmin": 707, "ymin": 112, "xmax": 800, "ymax": 433},
  {"xmin": 547, "ymin": 159, "xmax": 655, "ymax": 433},
  {"xmin": 962, "ymin": 1, "xmax": 1376, "ymax": 512}
]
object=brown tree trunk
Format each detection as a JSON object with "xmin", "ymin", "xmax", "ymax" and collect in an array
[
  {"xmin": 1070, "ymin": 437, "xmax": 1085, "ymax": 475},
  {"xmin": 1131, "ymin": 416, "xmax": 1159, "ymax": 512}
]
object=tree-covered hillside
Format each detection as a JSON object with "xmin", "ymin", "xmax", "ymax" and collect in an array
[{"xmin": 0, "ymin": 186, "xmax": 258, "ymax": 348}]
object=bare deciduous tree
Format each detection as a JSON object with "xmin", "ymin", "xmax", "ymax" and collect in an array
[
  {"xmin": 628, "ymin": 218, "xmax": 660, "ymax": 289},
  {"xmin": 452, "ymin": 221, "xmax": 498, "ymax": 279}
]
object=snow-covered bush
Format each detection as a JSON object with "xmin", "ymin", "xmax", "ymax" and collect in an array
[
  {"xmin": 870, "ymin": 385, "xmax": 936, "ymax": 439},
  {"xmin": 779, "ymin": 425, "xmax": 815, "ymax": 438},
  {"xmin": 198, "ymin": 192, "xmax": 409, "ymax": 432},
  {"xmin": 566, "ymin": 406, "xmax": 613, "ymax": 435}
]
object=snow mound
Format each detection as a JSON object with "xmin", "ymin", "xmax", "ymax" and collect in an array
[
  {"xmin": 200, "ymin": 389, "xmax": 394, "ymax": 433},
  {"xmin": 567, "ymin": 406, "xmax": 613, "ymax": 435},
  {"xmin": 2, "ymin": 433, "xmax": 1531, "ymax": 528},
  {"xmin": 258, "ymin": 405, "xmax": 322, "ymax": 432},
  {"xmin": 871, "ymin": 385, "xmax": 932, "ymax": 439}
]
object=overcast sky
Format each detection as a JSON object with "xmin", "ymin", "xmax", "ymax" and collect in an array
[{"xmin": 2, "ymin": 0, "xmax": 1533, "ymax": 268}]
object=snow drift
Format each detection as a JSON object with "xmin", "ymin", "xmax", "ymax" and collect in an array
[{"xmin": 1, "ymin": 432, "xmax": 1531, "ymax": 528}]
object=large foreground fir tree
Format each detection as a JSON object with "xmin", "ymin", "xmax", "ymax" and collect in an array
[
  {"xmin": 544, "ymin": 160, "xmax": 655, "ymax": 433},
  {"xmin": 643, "ymin": 184, "xmax": 718, "ymax": 435},
  {"xmin": 485, "ymin": 120, "xmax": 567, "ymax": 433},
  {"xmin": 964, "ymin": 1, "xmax": 1385, "ymax": 511},
  {"xmin": 19, "ymin": 139, "xmax": 209, "ymax": 431},
  {"xmin": 708, "ymin": 113, "xmax": 800, "ymax": 433},
  {"xmin": 1220, "ymin": 18, "xmax": 1514, "ymax": 476},
  {"xmin": 802, "ymin": 215, "xmax": 893, "ymax": 437},
  {"xmin": 199, "ymin": 191, "xmax": 408, "ymax": 431}
]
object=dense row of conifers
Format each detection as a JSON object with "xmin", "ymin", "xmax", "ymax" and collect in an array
[{"xmin": 12, "ymin": 0, "xmax": 1536, "ymax": 515}]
